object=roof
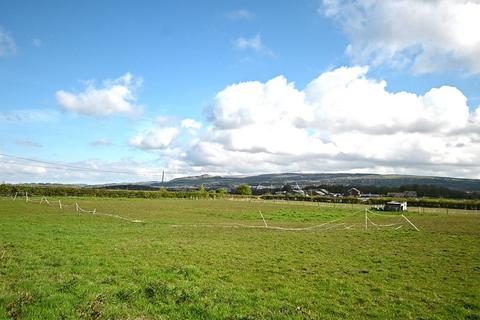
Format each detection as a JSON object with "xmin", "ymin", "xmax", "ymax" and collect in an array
[{"xmin": 386, "ymin": 201, "xmax": 406, "ymax": 205}]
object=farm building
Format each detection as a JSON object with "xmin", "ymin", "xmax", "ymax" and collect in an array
[
  {"xmin": 312, "ymin": 188, "xmax": 332, "ymax": 196},
  {"xmin": 384, "ymin": 201, "xmax": 408, "ymax": 212},
  {"xmin": 360, "ymin": 193, "xmax": 381, "ymax": 199},
  {"xmin": 346, "ymin": 188, "xmax": 361, "ymax": 197},
  {"xmin": 387, "ymin": 191, "xmax": 418, "ymax": 198},
  {"xmin": 291, "ymin": 189, "xmax": 306, "ymax": 196}
]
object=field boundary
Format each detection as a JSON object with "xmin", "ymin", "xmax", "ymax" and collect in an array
[
  {"xmin": 6, "ymin": 192, "xmax": 145, "ymax": 224},
  {"xmin": 169, "ymin": 208, "xmax": 420, "ymax": 232},
  {"xmin": 365, "ymin": 209, "xmax": 420, "ymax": 231},
  {"xmin": 3, "ymin": 194, "xmax": 421, "ymax": 231}
]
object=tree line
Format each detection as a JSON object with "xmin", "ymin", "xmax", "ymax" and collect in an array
[{"xmin": 1, "ymin": 183, "xmax": 479, "ymax": 210}]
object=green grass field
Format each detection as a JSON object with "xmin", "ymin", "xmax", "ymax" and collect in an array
[{"xmin": 1, "ymin": 197, "xmax": 479, "ymax": 319}]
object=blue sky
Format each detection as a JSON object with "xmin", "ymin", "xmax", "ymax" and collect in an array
[{"xmin": 1, "ymin": 0, "xmax": 480, "ymax": 183}]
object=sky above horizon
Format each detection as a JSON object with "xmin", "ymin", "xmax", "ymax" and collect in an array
[{"xmin": 1, "ymin": 0, "xmax": 480, "ymax": 184}]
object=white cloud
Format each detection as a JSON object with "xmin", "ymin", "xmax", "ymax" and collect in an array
[
  {"xmin": 129, "ymin": 118, "xmax": 201, "ymax": 152},
  {"xmin": 7, "ymin": 67, "xmax": 480, "ymax": 182},
  {"xmin": 234, "ymin": 34, "xmax": 275, "ymax": 57},
  {"xmin": 181, "ymin": 118, "xmax": 202, "ymax": 130},
  {"xmin": 322, "ymin": 0, "xmax": 480, "ymax": 74},
  {"xmin": 0, "ymin": 26, "xmax": 16, "ymax": 56},
  {"xmin": 0, "ymin": 156, "xmax": 169, "ymax": 184},
  {"xmin": 226, "ymin": 9, "xmax": 254, "ymax": 20},
  {"xmin": 167, "ymin": 66, "xmax": 480, "ymax": 178},
  {"xmin": 305, "ymin": 66, "xmax": 470, "ymax": 134},
  {"xmin": 129, "ymin": 127, "xmax": 179, "ymax": 150},
  {"xmin": 474, "ymin": 107, "xmax": 480, "ymax": 124},
  {"xmin": 56, "ymin": 73, "xmax": 143, "ymax": 117}
]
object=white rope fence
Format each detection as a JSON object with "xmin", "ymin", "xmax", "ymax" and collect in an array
[
  {"xmin": 9, "ymin": 192, "xmax": 145, "ymax": 224},
  {"xmin": 364, "ymin": 208, "xmax": 419, "ymax": 231},
  {"xmin": 7, "ymin": 193, "xmax": 420, "ymax": 231},
  {"xmin": 170, "ymin": 208, "xmax": 371, "ymax": 232}
]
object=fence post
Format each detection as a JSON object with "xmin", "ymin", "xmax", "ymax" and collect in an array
[{"xmin": 365, "ymin": 209, "xmax": 368, "ymax": 230}]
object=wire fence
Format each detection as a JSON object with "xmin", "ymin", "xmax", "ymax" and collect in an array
[
  {"xmin": 6, "ymin": 191, "xmax": 145, "ymax": 224},
  {"xmin": 3, "ymin": 193, "xmax": 425, "ymax": 231}
]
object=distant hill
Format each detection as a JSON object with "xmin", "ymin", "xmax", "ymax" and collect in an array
[{"xmin": 146, "ymin": 173, "xmax": 480, "ymax": 192}]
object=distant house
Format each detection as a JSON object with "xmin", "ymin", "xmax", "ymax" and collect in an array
[
  {"xmin": 387, "ymin": 192, "xmax": 405, "ymax": 198},
  {"xmin": 403, "ymin": 191, "xmax": 418, "ymax": 198},
  {"xmin": 313, "ymin": 188, "xmax": 332, "ymax": 196},
  {"xmin": 384, "ymin": 201, "xmax": 407, "ymax": 212},
  {"xmin": 253, "ymin": 184, "xmax": 272, "ymax": 190},
  {"xmin": 387, "ymin": 191, "xmax": 418, "ymax": 198},
  {"xmin": 291, "ymin": 189, "xmax": 306, "ymax": 196},
  {"xmin": 346, "ymin": 188, "xmax": 361, "ymax": 197},
  {"xmin": 289, "ymin": 182, "xmax": 306, "ymax": 196},
  {"xmin": 360, "ymin": 193, "xmax": 381, "ymax": 200}
]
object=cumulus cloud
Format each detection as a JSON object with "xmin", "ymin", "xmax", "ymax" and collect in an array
[
  {"xmin": 234, "ymin": 34, "xmax": 275, "ymax": 57},
  {"xmin": 164, "ymin": 66, "xmax": 480, "ymax": 178},
  {"xmin": 129, "ymin": 127, "xmax": 180, "ymax": 150},
  {"xmin": 0, "ymin": 26, "xmax": 16, "ymax": 56},
  {"xmin": 305, "ymin": 66, "xmax": 470, "ymax": 134},
  {"xmin": 129, "ymin": 117, "xmax": 203, "ymax": 151},
  {"xmin": 181, "ymin": 118, "xmax": 202, "ymax": 130},
  {"xmin": 9, "ymin": 67, "xmax": 480, "ymax": 182},
  {"xmin": 322, "ymin": 0, "xmax": 480, "ymax": 74},
  {"xmin": 56, "ymin": 73, "xmax": 143, "ymax": 117}
]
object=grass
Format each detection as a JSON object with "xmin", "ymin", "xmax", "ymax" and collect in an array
[{"xmin": 0, "ymin": 197, "xmax": 479, "ymax": 319}]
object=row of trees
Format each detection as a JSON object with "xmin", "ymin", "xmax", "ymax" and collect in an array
[
  {"xmin": 0, "ymin": 184, "xmax": 214, "ymax": 199},
  {"xmin": 0, "ymin": 183, "xmax": 254, "ymax": 199}
]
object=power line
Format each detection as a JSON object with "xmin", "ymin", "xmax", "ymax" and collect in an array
[
  {"xmin": 0, "ymin": 160, "xmax": 94, "ymax": 172},
  {"xmin": 0, "ymin": 158, "xmax": 165, "ymax": 177},
  {"xmin": 0, "ymin": 153, "xmax": 165, "ymax": 177}
]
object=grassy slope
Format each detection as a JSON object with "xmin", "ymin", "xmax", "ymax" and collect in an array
[
  {"xmin": 162, "ymin": 173, "xmax": 480, "ymax": 191},
  {"xmin": 0, "ymin": 198, "xmax": 479, "ymax": 319}
]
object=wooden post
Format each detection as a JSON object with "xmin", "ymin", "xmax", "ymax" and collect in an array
[
  {"xmin": 259, "ymin": 211, "xmax": 268, "ymax": 228},
  {"xmin": 401, "ymin": 214, "xmax": 420, "ymax": 231},
  {"xmin": 365, "ymin": 209, "xmax": 368, "ymax": 230}
]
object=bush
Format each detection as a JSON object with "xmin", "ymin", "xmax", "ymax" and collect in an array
[{"xmin": 235, "ymin": 184, "xmax": 252, "ymax": 195}]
